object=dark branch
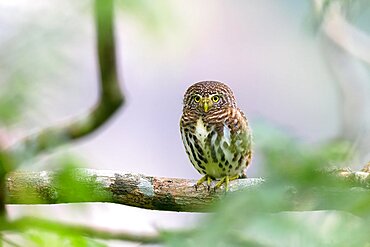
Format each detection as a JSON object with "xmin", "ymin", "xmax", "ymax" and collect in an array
[{"xmin": 7, "ymin": 0, "xmax": 123, "ymax": 164}]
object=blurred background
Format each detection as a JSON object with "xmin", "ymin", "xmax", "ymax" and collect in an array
[{"xmin": 1, "ymin": 0, "xmax": 370, "ymax": 246}]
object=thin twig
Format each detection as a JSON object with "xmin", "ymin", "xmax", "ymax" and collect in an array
[
  {"xmin": 315, "ymin": 0, "xmax": 370, "ymax": 64},
  {"xmin": 7, "ymin": 0, "xmax": 124, "ymax": 165},
  {"xmin": 0, "ymin": 150, "xmax": 9, "ymax": 217},
  {"xmin": 2, "ymin": 217, "xmax": 162, "ymax": 244},
  {"xmin": 312, "ymin": 0, "xmax": 370, "ymax": 157},
  {"xmin": 1, "ymin": 237, "xmax": 22, "ymax": 247}
]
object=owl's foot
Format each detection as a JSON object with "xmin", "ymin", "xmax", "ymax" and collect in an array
[
  {"xmin": 214, "ymin": 175, "xmax": 239, "ymax": 192},
  {"xmin": 195, "ymin": 175, "xmax": 213, "ymax": 191},
  {"xmin": 239, "ymin": 170, "xmax": 247, "ymax": 179}
]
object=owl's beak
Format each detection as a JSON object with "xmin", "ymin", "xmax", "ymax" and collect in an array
[{"xmin": 201, "ymin": 98, "xmax": 212, "ymax": 113}]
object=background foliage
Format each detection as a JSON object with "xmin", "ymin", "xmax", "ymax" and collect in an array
[{"xmin": 0, "ymin": 0, "xmax": 370, "ymax": 246}]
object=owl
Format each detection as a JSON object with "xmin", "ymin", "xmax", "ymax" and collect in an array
[{"xmin": 180, "ymin": 81, "xmax": 252, "ymax": 191}]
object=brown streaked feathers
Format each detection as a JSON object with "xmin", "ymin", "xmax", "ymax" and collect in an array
[{"xmin": 180, "ymin": 81, "xmax": 252, "ymax": 189}]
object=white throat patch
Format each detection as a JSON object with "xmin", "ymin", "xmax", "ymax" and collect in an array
[{"xmin": 195, "ymin": 118, "xmax": 210, "ymax": 146}]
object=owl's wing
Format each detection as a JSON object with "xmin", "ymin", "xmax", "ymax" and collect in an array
[{"xmin": 229, "ymin": 108, "xmax": 252, "ymax": 170}]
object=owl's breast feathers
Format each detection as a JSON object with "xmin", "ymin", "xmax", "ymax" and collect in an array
[
  {"xmin": 180, "ymin": 107, "xmax": 252, "ymax": 178},
  {"xmin": 181, "ymin": 107, "xmax": 249, "ymax": 135}
]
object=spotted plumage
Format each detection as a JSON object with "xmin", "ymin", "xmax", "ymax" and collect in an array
[{"xmin": 180, "ymin": 81, "xmax": 252, "ymax": 191}]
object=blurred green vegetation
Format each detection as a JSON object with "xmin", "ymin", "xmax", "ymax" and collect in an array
[
  {"xmin": 53, "ymin": 159, "xmax": 111, "ymax": 204},
  {"xmin": 117, "ymin": 0, "xmax": 178, "ymax": 36},
  {"xmin": 0, "ymin": 1, "xmax": 369, "ymax": 246},
  {"xmin": 25, "ymin": 230, "xmax": 106, "ymax": 247},
  {"xmin": 164, "ymin": 123, "xmax": 370, "ymax": 247},
  {"xmin": 2, "ymin": 123, "xmax": 369, "ymax": 246},
  {"xmin": 0, "ymin": 81, "xmax": 30, "ymax": 126}
]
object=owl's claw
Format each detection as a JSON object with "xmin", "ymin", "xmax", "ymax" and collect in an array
[
  {"xmin": 214, "ymin": 175, "xmax": 239, "ymax": 192},
  {"xmin": 195, "ymin": 175, "xmax": 240, "ymax": 192},
  {"xmin": 239, "ymin": 170, "xmax": 248, "ymax": 179},
  {"xmin": 195, "ymin": 175, "xmax": 213, "ymax": 191}
]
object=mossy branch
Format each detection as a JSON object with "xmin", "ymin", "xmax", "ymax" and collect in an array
[
  {"xmin": 5, "ymin": 168, "xmax": 370, "ymax": 212},
  {"xmin": 5, "ymin": 169, "xmax": 264, "ymax": 212}
]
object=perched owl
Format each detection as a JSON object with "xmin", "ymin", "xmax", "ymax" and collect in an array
[{"xmin": 180, "ymin": 81, "xmax": 252, "ymax": 191}]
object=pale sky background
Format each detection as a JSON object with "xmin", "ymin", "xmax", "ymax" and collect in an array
[{"xmin": 1, "ymin": 1, "xmax": 369, "ymax": 246}]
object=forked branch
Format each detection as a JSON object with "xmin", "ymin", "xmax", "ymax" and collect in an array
[{"xmin": 8, "ymin": 0, "xmax": 123, "ymax": 165}]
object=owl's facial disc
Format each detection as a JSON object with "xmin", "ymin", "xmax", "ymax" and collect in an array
[{"xmin": 190, "ymin": 92, "xmax": 223, "ymax": 113}]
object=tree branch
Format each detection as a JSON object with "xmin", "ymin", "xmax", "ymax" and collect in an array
[
  {"xmin": 7, "ymin": 0, "xmax": 124, "ymax": 164},
  {"xmin": 5, "ymin": 168, "xmax": 370, "ymax": 212},
  {"xmin": 5, "ymin": 169, "xmax": 264, "ymax": 212}
]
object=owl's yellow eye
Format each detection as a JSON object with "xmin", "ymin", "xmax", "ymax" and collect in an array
[
  {"xmin": 211, "ymin": 95, "xmax": 220, "ymax": 102},
  {"xmin": 193, "ymin": 95, "xmax": 201, "ymax": 103}
]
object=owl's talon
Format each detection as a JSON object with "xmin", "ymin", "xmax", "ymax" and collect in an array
[
  {"xmin": 214, "ymin": 177, "xmax": 227, "ymax": 191},
  {"xmin": 207, "ymin": 176, "xmax": 212, "ymax": 191},
  {"xmin": 239, "ymin": 171, "xmax": 248, "ymax": 179},
  {"xmin": 195, "ymin": 175, "xmax": 213, "ymax": 191},
  {"xmin": 214, "ymin": 175, "xmax": 239, "ymax": 192}
]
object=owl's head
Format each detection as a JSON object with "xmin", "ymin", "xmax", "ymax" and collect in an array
[{"xmin": 183, "ymin": 81, "xmax": 237, "ymax": 114}]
